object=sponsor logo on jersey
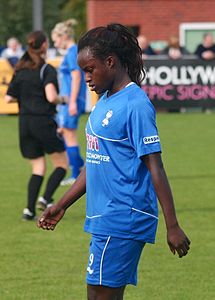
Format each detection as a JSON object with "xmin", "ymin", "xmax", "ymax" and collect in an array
[
  {"xmin": 143, "ymin": 135, "xmax": 160, "ymax": 144},
  {"xmin": 86, "ymin": 133, "xmax": 110, "ymax": 164},
  {"xmin": 86, "ymin": 133, "xmax": 99, "ymax": 151},
  {"xmin": 86, "ymin": 152, "xmax": 110, "ymax": 163},
  {"xmin": 102, "ymin": 110, "xmax": 113, "ymax": 127}
]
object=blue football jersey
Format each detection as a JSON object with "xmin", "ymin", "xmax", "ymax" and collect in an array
[
  {"xmin": 85, "ymin": 83, "xmax": 161, "ymax": 243},
  {"xmin": 58, "ymin": 44, "xmax": 86, "ymax": 103}
]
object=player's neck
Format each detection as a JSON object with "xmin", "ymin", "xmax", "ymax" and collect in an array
[
  {"xmin": 67, "ymin": 39, "xmax": 75, "ymax": 49},
  {"xmin": 108, "ymin": 73, "xmax": 131, "ymax": 96}
]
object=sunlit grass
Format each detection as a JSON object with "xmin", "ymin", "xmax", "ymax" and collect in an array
[{"xmin": 0, "ymin": 113, "xmax": 214, "ymax": 299}]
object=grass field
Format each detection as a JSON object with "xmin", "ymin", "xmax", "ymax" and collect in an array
[{"xmin": 0, "ymin": 113, "xmax": 214, "ymax": 300}]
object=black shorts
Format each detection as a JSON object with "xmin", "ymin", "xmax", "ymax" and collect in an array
[{"xmin": 19, "ymin": 115, "xmax": 65, "ymax": 159}]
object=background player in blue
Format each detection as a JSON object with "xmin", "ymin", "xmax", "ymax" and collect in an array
[
  {"xmin": 38, "ymin": 24, "xmax": 191, "ymax": 300},
  {"xmin": 51, "ymin": 19, "xmax": 86, "ymax": 186}
]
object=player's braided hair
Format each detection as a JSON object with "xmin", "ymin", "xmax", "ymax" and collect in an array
[{"xmin": 78, "ymin": 23, "xmax": 146, "ymax": 86}]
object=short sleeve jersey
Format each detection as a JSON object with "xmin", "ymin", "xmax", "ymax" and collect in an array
[
  {"xmin": 85, "ymin": 83, "xmax": 161, "ymax": 243},
  {"xmin": 58, "ymin": 44, "xmax": 86, "ymax": 103},
  {"xmin": 7, "ymin": 63, "xmax": 58, "ymax": 115}
]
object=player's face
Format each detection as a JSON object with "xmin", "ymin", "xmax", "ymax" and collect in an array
[
  {"xmin": 78, "ymin": 48, "xmax": 115, "ymax": 94},
  {"xmin": 52, "ymin": 33, "xmax": 66, "ymax": 50}
]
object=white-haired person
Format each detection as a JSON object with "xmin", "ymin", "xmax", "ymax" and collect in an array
[{"xmin": 1, "ymin": 37, "xmax": 24, "ymax": 67}]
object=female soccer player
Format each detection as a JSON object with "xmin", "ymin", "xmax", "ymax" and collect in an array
[
  {"xmin": 51, "ymin": 19, "xmax": 86, "ymax": 186},
  {"xmin": 38, "ymin": 24, "xmax": 191, "ymax": 299},
  {"xmin": 6, "ymin": 31, "xmax": 68, "ymax": 220}
]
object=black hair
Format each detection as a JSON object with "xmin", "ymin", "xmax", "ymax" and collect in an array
[{"xmin": 78, "ymin": 23, "xmax": 146, "ymax": 86}]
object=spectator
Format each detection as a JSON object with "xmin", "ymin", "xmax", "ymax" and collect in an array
[
  {"xmin": 5, "ymin": 31, "xmax": 68, "ymax": 220},
  {"xmin": 51, "ymin": 19, "xmax": 86, "ymax": 186},
  {"xmin": 137, "ymin": 35, "xmax": 156, "ymax": 59},
  {"xmin": 162, "ymin": 36, "xmax": 189, "ymax": 59},
  {"xmin": 194, "ymin": 33, "xmax": 215, "ymax": 60},
  {"xmin": 1, "ymin": 37, "xmax": 24, "ymax": 67}
]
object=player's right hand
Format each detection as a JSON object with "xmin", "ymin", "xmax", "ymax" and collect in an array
[{"xmin": 37, "ymin": 205, "xmax": 65, "ymax": 231}]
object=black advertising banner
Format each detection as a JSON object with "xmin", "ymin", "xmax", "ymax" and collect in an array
[{"xmin": 142, "ymin": 58, "xmax": 215, "ymax": 109}]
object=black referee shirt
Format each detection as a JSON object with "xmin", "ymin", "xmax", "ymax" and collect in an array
[{"xmin": 7, "ymin": 63, "xmax": 59, "ymax": 116}]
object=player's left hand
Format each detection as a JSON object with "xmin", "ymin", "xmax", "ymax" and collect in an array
[
  {"xmin": 69, "ymin": 102, "xmax": 78, "ymax": 116},
  {"xmin": 167, "ymin": 225, "xmax": 191, "ymax": 258}
]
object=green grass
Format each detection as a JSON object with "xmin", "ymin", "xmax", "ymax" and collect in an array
[{"xmin": 0, "ymin": 113, "xmax": 214, "ymax": 300}]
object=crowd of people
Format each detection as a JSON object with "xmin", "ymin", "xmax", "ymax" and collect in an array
[
  {"xmin": 1, "ymin": 31, "xmax": 215, "ymax": 69},
  {"xmin": 137, "ymin": 32, "xmax": 215, "ymax": 60}
]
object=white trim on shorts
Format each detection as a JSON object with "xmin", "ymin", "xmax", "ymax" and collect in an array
[{"xmin": 100, "ymin": 236, "xmax": 111, "ymax": 285}]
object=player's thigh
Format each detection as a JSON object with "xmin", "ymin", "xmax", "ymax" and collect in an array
[
  {"xmin": 56, "ymin": 104, "xmax": 79, "ymax": 130},
  {"xmin": 87, "ymin": 284, "xmax": 126, "ymax": 300},
  {"xmin": 62, "ymin": 128, "xmax": 78, "ymax": 146},
  {"xmin": 86, "ymin": 235, "xmax": 145, "ymax": 288}
]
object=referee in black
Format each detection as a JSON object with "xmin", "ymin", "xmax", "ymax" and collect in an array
[{"xmin": 5, "ymin": 31, "xmax": 68, "ymax": 220}]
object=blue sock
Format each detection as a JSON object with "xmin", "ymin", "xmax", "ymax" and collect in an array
[{"xmin": 66, "ymin": 146, "xmax": 84, "ymax": 179}]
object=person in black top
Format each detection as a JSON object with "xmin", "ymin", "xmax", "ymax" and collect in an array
[
  {"xmin": 137, "ymin": 35, "xmax": 156, "ymax": 59},
  {"xmin": 194, "ymin": 33, "xmax": 215, "ymax": 60},
  {"xmin": 162, "ymin": 36, "xmax": 189, "ymax": 59},
  {"xmin": 5, "ymin": 31, "xmax": 68, "ymax": 221}
]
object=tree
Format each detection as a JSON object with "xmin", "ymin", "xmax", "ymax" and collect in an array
[
  {"xmin": 59, "ymin": 0, "xmax": 86, "ymax": 39},
  {"xmin": 0, "ymin": 0, "xmax": 86, "ymax": 47},
  {"xmin": 0, "ymin": 0, "xmax": 32, "ymax": 45}
]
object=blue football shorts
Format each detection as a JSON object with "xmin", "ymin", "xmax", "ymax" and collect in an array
[
  {"xmin": 86, "ymin": 234, "xmax": 145, "ymax": 288},
  {"xmin": 56, "ymin": 100, "xmax": 85, "ymax": 129}
]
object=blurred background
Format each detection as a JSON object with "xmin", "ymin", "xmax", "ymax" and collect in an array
[
  {"xmin": 0, "ymin": 1, "xmax": 214, "ymax": 299},
  {"xmin": 1, "ymin": 0, "xmax": 215, "ymax": 114}
]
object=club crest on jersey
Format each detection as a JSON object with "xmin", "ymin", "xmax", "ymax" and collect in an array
[
  {"xmin": 143, "ymin": 135, "xmax": 160, "ymax": 144},
  {"xmin": 102, "ymin": 110, "xmax": 113, "ymax": 127}
]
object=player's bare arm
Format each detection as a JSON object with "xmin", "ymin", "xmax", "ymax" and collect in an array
[
  {"xmin": 5, "ymin": 95, "xmax": 17, "ymax": 103},
  {"xmin": 142, "ymin": 152, "xmax": 191, "ymax": 258},
  {"xmin": 37, "ymin": 167, "xmax": 86, "ymax": 230},
  {"xmin": 69, "ymin": 69, "xmax": 81, "ymax": 116}
]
